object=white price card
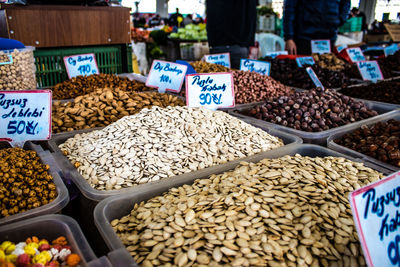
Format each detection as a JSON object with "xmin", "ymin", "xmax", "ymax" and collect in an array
[
  {"xmin": 296, "ymin": 56, "xmax": 315, "ymax": 67},
  {"xmin": 0, "ymin": 90, "xmax": 51, "ymax": 145},
  {"xmin": 240, "ymin": 59, "xmax": 271, "ymax": 75},
  {"xmin": 311, "ymin": 40, "xmax": 331, "ymax": 54},
  {"xmin": 350, "ymin": 170, "xmax": 400, "ymax": 267},
  {"xmin": 63, "ymin": 53, "xmax": 99, "ymax": 79},
  {"xmin": 306, "ymin": 67, "xmax": 324, "ymax": 89},
  {"xmin": 186, "ymin": 73, "xmax": 235, "ymax": 110},
  {"xmin": 356, "ymin": 61, "xmax": 384, "ymax": 82},
  {"xmin": 346, "ymin": 47, "xmax": 366, "ymax": 63},
  {"xmin": 146, "ymin": 60, "xmax": 187, "ymax": 93},
  {"xmin": 203, "ymin": 53, "xmax": 231, "ymax": 68},
  {"xmin": 264, "ymin": 51, "xmax": 288, "ymax": 58}
]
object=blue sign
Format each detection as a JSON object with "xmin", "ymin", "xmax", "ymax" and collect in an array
[
  {"xmin": 146, "ymin": 60, "xmax": 188, "ymax": 93},
  {"xmin": 240, "ymin": 59, "xmax": 271, "ymax": 75},
  {"xmin": 311, "ymin": 40, "xmax": 331, "ymax": 54},
  {"xmin": 63, "ymin": 53, "xmax": 99, "ymax": 79},
  {"xmin": 356, "ymin": 61, "xmax": 384, "ymax": 82},
  {"xmin": 346, "ymin": 47, "xmax": 366, "ymax": 63},
  {"xmin": 306, "ymin": 67, "xmax": 324, "ymax": 89},
  {"xmin": 203, "ymin": 53, "xmax": 231, "ymax": 68},
  {"xmin": 384, "ymin": 44, "xmax": 400, "ymax": 57},
  {"xmin": 336, "ymin": 45, "xmax": 347, "ymax": 53},
  {"xmin": 264, "ymin": 51, "xmax": 288, "ymax": 58},
  {"xmin": 0, "ymin": 90, "xmax": 52, "ymax": 145},
  {"xmin": 186, "ymin": 73, "xmax": 235, "ymax": 110},
  {"xmin": 296, "ymin": 56, "xmax": 315, "ymax": 67}
]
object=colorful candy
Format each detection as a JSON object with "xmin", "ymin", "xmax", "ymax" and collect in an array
[{"xmin": 0, "ymin": 236, "xmax": 81, "ymax": 267}]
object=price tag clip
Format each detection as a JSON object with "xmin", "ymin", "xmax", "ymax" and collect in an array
[
  {"xmin": 240, "ymin": 59, "xmax": 271, "ymax": 75},
  {"xmin": 63, "ymin": 53, "xmax": 99, "ymax": 79},
  {"xmin": 0, "ymin": 90, "xmax": 52, "ymax": 144},
  {"xmin": 146, "ymin": 60, "xmax": 187, "ymax": 93},
  {"xmin": 186, "ymin": 72, "xmax": 235, "ymax": 110}
]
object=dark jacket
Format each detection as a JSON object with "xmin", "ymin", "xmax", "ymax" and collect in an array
[
  {"xmin": 206, "ymin": 0, "xmax": 257, "ymax": 47},
  {"xmin": 283, "ymin": 0, "xmax": 350, "ymax": 41}
]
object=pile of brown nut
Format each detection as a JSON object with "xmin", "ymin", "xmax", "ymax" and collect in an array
[
  {"xmin": 336, "ymin": 119, "xmax": 400, "ymax": 167},
  {"xmin": 312, "ymin": 53, "xmax": 348, "ymax": 71},
  {"xmin": 0, "ymin": 148, "xmax": 57, "ymax": 218},
  {"xmin": 190, "ymin": 61, "xmax": 230, "ymax": 73},
  {"xmin": 112, "ymin": 154, "xmax": 382, "ymax": 267},
  {"xmin": 52, "ymin": 74, "xmax": 153, "ymax": 99},
  {"xmin": 244, "ymin": 88, "xmax": 379, "ymax": 132},
  {"xmin": 52, "ymin": 88, "xmax": 184, "ymax": 133},
  {"xmin": 0, "ymin": 48, "xmax": 37, "ymax": 91},
  {"xmin": 232, "ymin": 70, "xmax": 294, "ymax": 104}
]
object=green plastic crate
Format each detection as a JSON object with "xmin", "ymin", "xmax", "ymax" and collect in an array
[
  {"xmin": 339, "ymin": 17, "xmax": 362, "ymax": 33},
  {"xmin": 34, "ymin": 45, "xmax": 133, "ymax": 88}
]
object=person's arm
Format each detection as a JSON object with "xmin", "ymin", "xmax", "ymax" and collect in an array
[
  {"xmin": 283, "ymin": 0, "xmax": 298, "ymax": 54},
  {"xmin": 339, "ymin": 0, "xmax": 351, "ymax": 26}
]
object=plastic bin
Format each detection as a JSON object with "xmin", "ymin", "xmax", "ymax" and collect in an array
[
  {"xmin": 228, "ymin": 99, "xmax": 397, "ymax": 145},
  {"xmin": 327, "ymin": 110, "xmax": 400, "ymax": 173},
  {"xmin": 0, "ymin": 142, "xmax": 69, "ymax": 226},
  {"xmin": 34, "ymin": 45, "xmax": 133, "ymax": 88},
  {"xmin": 0, "ymin": 214, "xmax": 96, "ymax": 265},
  {"xmin": 93, "ymin": 143, "xmax": 393, "ymax": 266},
  {"xmin": 339, "ymin": 17, "xmax": 362, "ymax": 33},
  {"xmin": 46, "ymin": 122, "xmax": 300, "ymax": 256},
  {"xmin": 47, "ymin": 125, "xmax": 301, "ymax": 202},
  {"xmin": 0, "ymin": 46, "xmax": 37, "ymax": 90},
  {"xmin": 336, "ymin": 78, "xmax": 400, "ymax": 109}
]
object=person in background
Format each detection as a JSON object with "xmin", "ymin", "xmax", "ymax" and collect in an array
[
  {"xmin": 283, "ymin": 0, "xmax": 351, "ymax": 55},
  {"xmin": 350, "ymin": 7, "xmax": 367, "ymax": 32},
  {"xmin": 193, "ymin": 15, "xmax": 204, "ymax": 25},
  {"xmin": 149, "ymin": 14, "xmax": 162, "ymax": 27},
  {"xmin": 183, "ymin": 14, "xmax": 193, "ymax": 26},
  {"xmin": 206, "ymin": 0, "xmax": 257, "ymax": 69},
  {"xmin": 169, "ymin": 8, "xmax": 184, "ymax": 27}
]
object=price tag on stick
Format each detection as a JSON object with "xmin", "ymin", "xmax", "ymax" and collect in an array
[
  {"xmin": 146, "ymin": 60, "xmax": 187, "ymax": 93},
  {"xmin": 186, "ymin": 73, "xmax": 235, "ymax": 110},
  {"xmin": 311, "ymin": 40, "xmax": 331, "ymax": 54},
  {"xmin": 356, "ymin": 61, "xmax": 384, "ymax": 82},
  {"xmin": 203, "ymin": 53, "xmax": 231, "ymax": 68},
  {"xmin": 240, "ymin": 59, "xmax": 271, "ymax": 75},
  {"xmin": 296, "ymin": 56, "xmax": 315, "ymax": 67},
  {"xmin": 346, "ymin": 47, "xmax": 366, "ymax": 63},
  {"xmin": 306, "ymin": 67, "xmax": 324, "ymax": 89},
  {"xmin": 350, "ymin": 170, "xmax": 400, "ymax": 267},
  {"xmin": 0, "ymin": 90, "xmax": 52, "ymax": 146},
  {"xmin": 64, "ymin": 53, "xmax": 99, "ymax": 79}
]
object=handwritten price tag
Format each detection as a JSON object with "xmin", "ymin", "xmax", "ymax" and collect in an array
[
  {"xmin": 186, "ymin": 73, "xmax": 235, "ymax": 110},
  {"xmin": 240, "ymin": 59, "xmax": 271, "ymax": 75},
  {"xmin": 346, "ymin": 47, "xmax": 366, "ymax": 63},
  {"xmin": 64, "ymin": 53, "xmax": 99, "ymax": 79},
  {"xmin": 296, "ymin": 56, "xmax": 315, "ymax": 67},
  {"xmin": 0, "ymin": 90, "xmax": 51, "ymax": 145},
  {"xmin": 306, "ymin": 67, "xmax": 324, "ymax": 89},
  {"xmin": 356, "ymin": 61, "xmax": 384, "ymax": 82},
  {"xmin": 264, "ymin": 51, "xmax": 288, "ymax": 58},
  {"xmin": 203, "ymin": 53, "xmax": 231, "ymax": 68},
  {"xmin": 146, "ymin": 60, "xmax": 187, "ymax": 93},
  {"xmin": 350, "ymin": 170, "xmax": 400, "ymax": 267},
  {"xmin": 311, "ymin": 40, "xmax": 331, "ymax": 54}
]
